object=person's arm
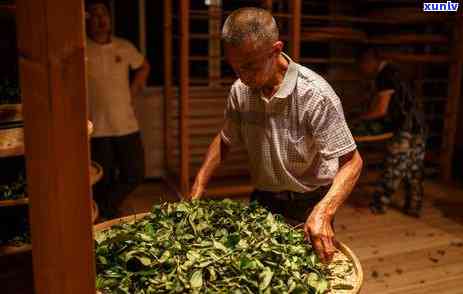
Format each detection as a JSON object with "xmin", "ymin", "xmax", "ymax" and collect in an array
[
  {"xmin": 188, "ymin": 134, "xmax": 231, "ymax": 200},
  {"xmin": 303, "ymin": 88, "xmax": 360, "ymax": 263},
  {"xmin": 130, "ymin": 58, "xmax": 150, "ymax": 98},
  {"xmin": 304, "ymin": 149, "xmax": 363, "ymax": 263},
  {"xmin": 358, "ymin": 89, "xmax": 394, "ymax": 121}
]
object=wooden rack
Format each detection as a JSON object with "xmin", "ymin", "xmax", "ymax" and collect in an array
[
  {"xmin": 163, "ymin": 0, "xmax": 461, "ymax": 198},
  {"xmin": 0, "ymin": 119, "xmax": 101, "ymax": 255}
]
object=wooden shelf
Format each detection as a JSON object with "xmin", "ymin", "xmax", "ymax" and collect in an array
[
  {"xmin": 301, "ymin": 27, "xmax": 366, "ymax": 43},
  {"xmin": 0, "ymin": 104, "xmax": 22, "ymax": 124},
  {"xmin": 300, "ymin": 57, "xmax": 355, "ymax": 64},
  {"xmin": 367, "ymin": 8, "xmax": 457, "ymax": 24},
  {"xmin": 354, "ymin": 132, "xmax": 394, "ymax": 143},
  {"xmin": 271, "ymin": 11, "xmax": 456, "ymax": 25},
  {"xmin": 0, "ymin": 127, "xmax": 24, "ymax": 158},
  {"xmin": 0, "ymin": 120, "xmax": 93, "ymax": 158},
  {"xmin": 380, "ymin": 52, "xmax": 449, "ymax": 64},
  {"xmin": 0, "ymin": 197, "xmax": 28, "ymax": 207},
  {"xmin": 174, "ymin": 33, "xmax": 220, "ymax": 40},
  {"xmin": 369, "ymin": 34, "xmax": 449, "ymax": 45},
  {"xmin": 0, "ymin": 243, "xmax": 31, "ymax": 257}
]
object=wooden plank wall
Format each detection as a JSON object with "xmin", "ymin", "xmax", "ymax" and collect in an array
[{"xmin": 168, "ymin": 87, "xmax": 249, "ymax": 181}]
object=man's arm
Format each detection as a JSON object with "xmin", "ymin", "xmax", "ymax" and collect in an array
[
  {"xmin": 359, "ymin": 90, "xmax": 394, "ymax": 120},
  {"xmin": 304, "ymin": 149, "xmax": 363, "ymax": 263},
  {"xmin": 187, "ymin": 133, "xmax": 232, "ymax": 200},
  {"xmin": 130, "ymin": 58, "xmax": 150, "ymax": 98}
]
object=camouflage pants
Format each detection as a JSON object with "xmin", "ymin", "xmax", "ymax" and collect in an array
[{"xmin": 370, "ymin": 133, "xmax": 426, "ymax": 216}]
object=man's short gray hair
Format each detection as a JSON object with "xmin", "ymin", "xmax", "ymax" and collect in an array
[{"xmin": 222, "ymin": 7, "xmax": 279, "ymax": 49}]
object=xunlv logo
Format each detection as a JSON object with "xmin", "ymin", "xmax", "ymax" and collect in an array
[{"xmin": 423, "ymin": 1, "xmax": 459, "ymax": 11}]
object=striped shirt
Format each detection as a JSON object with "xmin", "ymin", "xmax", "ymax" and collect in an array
[{"xmin": 221, "ymin": 53, "xmax": 356, "ymax": 193}]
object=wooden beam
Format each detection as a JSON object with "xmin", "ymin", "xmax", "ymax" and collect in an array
[
  {"xmin": 179, "ymin": 0, "xmax": 190, "ymax": 197},
  {"xmin": 289, "ymin": 0, "xmax": 301, "ymax": 61},
  {"xmin": 163, "ymin": 0, "xmax": 174, "ymax": 173},
  {"xmin": 138, "ymin": 0, "xmax": 146, "ymax": 55},
  {"xmin": 16, "ymin": 0, "xmax": 95, "ymax": 293},
  {"xmin": 441, "ymin": 18, "xmax": 463, "ymax": 181}
]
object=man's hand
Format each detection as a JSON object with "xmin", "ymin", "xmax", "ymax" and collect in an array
[
  {"xmin": 304, "ymin": 207, "xmax": 336, "ymax": 264},
  {"xmin": 187, "ymin": 180, "xmax": 205, "ymax": 201}
]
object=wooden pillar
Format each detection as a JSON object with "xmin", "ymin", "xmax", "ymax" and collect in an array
[
  {"xmin": 208, "ymin": 1, "xmax": 222, "ymax": 87},
  {"xmin": 16, "ymin": 0, "xmax": 95, "ymax": 293},
  {"xmin": 138, "ymin": 0, "xmax": 147, "ymax": 55},
  {"xmin": 441, "ymin": 18, "xmax": 463, "ymax": 181},
  {"xmin": 264, "ymin": 0, "xmax": 272, "ymax": 11},
  {"xmin": 289, "ymin": 0, "xmax": 301, "ymax": 61},
  {"xmin": 179, "ymin": 0, "xmax": 190, "ymax": 196},
  {"xmin": 163, "ymin": 0, "xmax": 174, "ymax": 173}
]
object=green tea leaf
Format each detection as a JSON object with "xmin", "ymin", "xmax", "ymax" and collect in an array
[
  {"xmin": 190, "ymin": 270, "xmax": 203, "ymax": 289},
  {"xmin": 259, "ymin": 267, "xmax": 273, "ymax": 290}
]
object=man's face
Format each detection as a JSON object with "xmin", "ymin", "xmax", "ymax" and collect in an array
[
  {"xmin": 224, "ymin": 41, "xmax": 277, "ymax": 89},
  {"xmin": 86, "ymin": 4, "xmax": 111, "ymax": 37}
]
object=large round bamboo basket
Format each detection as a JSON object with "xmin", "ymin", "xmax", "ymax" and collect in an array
[
  {"xmin": 94, "ymin": 213, "xmax": 363, "ymax": 294},
  {"xmin": 0, "ymin": 103, "xmax": 22, "ymax": 123}
]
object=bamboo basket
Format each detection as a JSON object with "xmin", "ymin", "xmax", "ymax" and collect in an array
[
  {"xmin": 0, "ymin": 103, "xmax": 22, "ymax": 123},
  {"xmin": 0, "ymin": 120, "xmax": 94, "ymax": 158},
  {"xmin": 94, "ymin": 213, "xmax": 363, "ymax": 294}
]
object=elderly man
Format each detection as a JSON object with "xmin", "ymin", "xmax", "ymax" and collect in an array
[{"xmin": 188, "ymin": 7, "xmax": 363, "ymax": 263}]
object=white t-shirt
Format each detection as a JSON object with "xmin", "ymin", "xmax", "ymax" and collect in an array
[{"xmin": 86, "ymin": 37, "xmax": 144, "ymax": 137}]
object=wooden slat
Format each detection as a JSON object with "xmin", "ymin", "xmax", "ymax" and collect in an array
[
  {"xmin": 208, "ymin": 3, "xmax": 222, "ymax": 86},
  {"xmin": 380, "ymin": 52, "xmax": 449, "ymax": 63},
  {"xmin": 179, "ymin": 0, "xmax": 190, "ymax": 196},
  {"xmin": 0, "ymin": 244, "xmax": 32, "ymax": 257},
  {"xmin": 163, "ymin": 0, "xmax": 173, "ymax": 174},
  {"xmin": 369, "ymin": 33, "xmax": 449, "ymax": 45},
  {"xmin": 299, "ymin": 57, "xmax": 355, "ymax": 64},
  {"xmin": 0, "ymin": 197, "xmax": 28, "ymax": 207},
  {"xmin": 16, "ymin": 0, "xmax": 95, "ymax": 293},
  {"xmin": 289, "ymin": 0, "xmax": 301, "ymax": 61}
]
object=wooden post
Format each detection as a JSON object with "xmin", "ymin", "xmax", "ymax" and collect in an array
[
  {"xmin": 138, "ymin": 0, "xmax": 147, "ymax": 55},
  {"xmin": 208, "ymin": 1, "xmax": 222, "ymax": 87},
  {"xmin": 289, "ymin": 0, "xmax": 301, "ymax": 62},
  {"xmin": 264, "ymin": 0, "xmax": 272, "ymax": 11},
  {"xmin": 179, "ymin": 0, "xmax": 190, "ymax": 196},
  {"xmin": 16, "ymin": 0, "xmax": 95, "ymax": 293},
  {"xmin": 441, "ymin": 18, "xmax": 463, "ymax": 181},
  {"xmin": 163, "ymin": 0, "xmax": 174, "ymax": 173}
]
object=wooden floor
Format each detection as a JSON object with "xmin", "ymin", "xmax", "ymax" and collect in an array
[{"xmin": 117, "ymin": 177, "xmax": 463, "ymax": 294}]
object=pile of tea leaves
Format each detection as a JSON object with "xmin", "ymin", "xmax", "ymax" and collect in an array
[{"xmin": 95, "ymin": 200, "xmax": 352, "ymax": 293}]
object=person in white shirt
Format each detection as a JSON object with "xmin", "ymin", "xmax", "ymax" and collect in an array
[{"xmin": 85, "ymin": 0, "xmax": 150, "ymax": 218}]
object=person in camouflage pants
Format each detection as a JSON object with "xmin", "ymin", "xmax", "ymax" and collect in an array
[
  {"xmin": 356, "ymin": 47, "xmax": 427, "ymax": 217},
  {"xmin": 371, "ymin": 133, "xmax": 426, "ymax": 216}
]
